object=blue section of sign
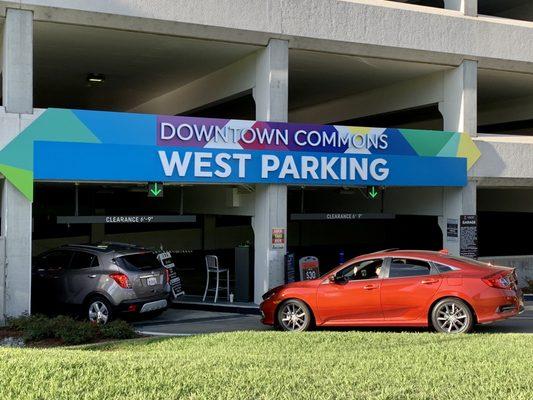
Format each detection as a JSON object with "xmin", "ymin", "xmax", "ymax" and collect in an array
[
  {"xmin": 34, "ymin": 142, "xmax": 467, "ymax": 187},
  {"xmin": 72, "ymin": 110, "xmax": 156, "ymax": 146}
]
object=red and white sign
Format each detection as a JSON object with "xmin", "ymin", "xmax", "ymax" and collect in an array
[
  {"xmin": 271, "ymin": 228, "xmax": 285, "ymax": 249},
  {"xmin": 299, "ymin": 256, "xmax": 320, "ymax": 281}
]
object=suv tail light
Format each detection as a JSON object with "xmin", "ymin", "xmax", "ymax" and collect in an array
[
  {"xmin": 109, "ymin": 273, "xmax": 132, "ymax": 289},
  {"xmin": 482, "ymin": 271, "xmax": 512, "ymax": 289},
  {"xmin": 164, "ymin": 268, "xmax": 170, "ymax": 284}
]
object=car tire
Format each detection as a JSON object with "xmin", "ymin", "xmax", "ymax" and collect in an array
[
  {"xmin": 276, "ymin": 299, "xmax": 313, "ymax": 332},
  {"xmin": 86, "ymin": 296, "xmax": 114, "ymax": 325},
  {"xmin": 431, "ymin": 298, "xmax": 473, "ymax": 334}
]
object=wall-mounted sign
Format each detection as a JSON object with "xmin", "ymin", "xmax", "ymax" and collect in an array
[
  {"xmin": 271, "ymin": 228, "xmax": 285, "ymax": 249},
  {"xmin": 290, "ymin": 213, "xmax": 395, "ymax": 221},
  {"xmin": 447, "ymin": 218, "xmax": 459, "ymax": 242},
  {"xmin": 57, "ymin": 215, "xmax": 196, "ymax": 224},
  {"xmin": 299, "ymin": 256, "xmax": 320, "ymax": 281},
  {"xmin": 0, "ymin": 109, "xmax": 481, "ymax": 201},
  {"xmin": 460, "ymin": 215, "xmax": 478, "ymax": 259}
]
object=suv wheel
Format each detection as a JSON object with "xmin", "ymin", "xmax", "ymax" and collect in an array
[{"xmin": 86, "ymin": 297, "xmax": 113, "ymax": 324}]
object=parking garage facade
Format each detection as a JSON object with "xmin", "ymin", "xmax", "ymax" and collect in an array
[{"xmin": 1, "ymin": 0, "xmax": 533, "ymax": 321}]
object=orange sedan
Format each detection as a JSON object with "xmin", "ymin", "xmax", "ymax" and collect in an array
[{"xmin": 260, "ymin": 250, "xmax": 524, "ymax": 333}]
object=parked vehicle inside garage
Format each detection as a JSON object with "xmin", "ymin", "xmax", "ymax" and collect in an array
[
  {"xmin": 32, "ymin": 242, "xmax": 169, "ymax": 324},
  {"xmin": 260, "ymin": 249, "xmax": 524, "ymax": 333}
]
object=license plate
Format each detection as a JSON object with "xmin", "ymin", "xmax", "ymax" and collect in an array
[{"xmin": 146, "ymin": 277, "xmax": 157, "ymax": 286}]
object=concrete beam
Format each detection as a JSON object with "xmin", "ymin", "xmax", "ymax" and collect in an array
[
  {"xmin": 289, "ymin": 71, "xmax": 446, "ymax": 124},
  {"xmin": 2, "ymin": 1, "xmax": 533, "ymax": 73},
  {"xmin": 471, "ymin": 136, "xmax": 533, "ymax": 180},
  {"xmin": 2, "ymin": 8, "xmax": 33, "ymax": 114},
  {"xmin": 130, "ymin": 53, "xmax": 257, "ymax": 115}
]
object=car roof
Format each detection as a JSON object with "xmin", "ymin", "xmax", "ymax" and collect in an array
[{"xmin": 368, "ymin": 249, "xmax": 444, "ymax": 258}]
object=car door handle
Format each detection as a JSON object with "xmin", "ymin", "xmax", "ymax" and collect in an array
[
  {"xmin": 363, "ymin": 284, "xmax": 378, "ymax": 290},
  {"xmin": 421, "ymin": 279, "xmax": 439, "ymax": 285},
  {"xmin": 87, "ymin": 275, "xmax": 97, "ymax": 278}
]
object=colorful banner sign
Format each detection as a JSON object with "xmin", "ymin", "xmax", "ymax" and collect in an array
[{"xmin": 0, "ymin": 109, "xmax": 481, "ymax": 201}]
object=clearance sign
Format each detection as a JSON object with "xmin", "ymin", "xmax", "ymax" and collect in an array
[{"xmin": 0, "ymin": 109, "xmax": 481, "ymax": 201}]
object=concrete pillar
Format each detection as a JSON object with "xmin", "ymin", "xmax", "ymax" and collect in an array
[
  {"xmin": 1, "ymin": 181, "xmax": 32, "ymax": 319},
  {"xmin": 2, "ymin": 9, "xmax": 33, "ymax": 114},
  {"xmin": 252, "ymin": 39, "xmax": 288, "ymax": 304},
  {"xmin": 438, "ymin": 61, "xmax": 478, "ymax": 256},
  {"xmin": 444, "ymin": 0, "xmax": 477, "ymax": 16},
  {"xmin": 438, "ymin": 182, "xmax": 476, "ymax": 256},
  {"xmin": 0, "ymin": 9, "xmax": 33, "ymax": 322},
  {"xmin": 439, "ymin": 60, "xmax": 478, "ymax": 137}
]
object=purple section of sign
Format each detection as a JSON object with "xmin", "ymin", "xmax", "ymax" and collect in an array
[{"xmin": 157, "ymin": 115, "xmax": 230, "ymax": 147}]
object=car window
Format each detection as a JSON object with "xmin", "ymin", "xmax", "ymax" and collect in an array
[
  {"xmin": 69, "ymin": 251, "xmax": 98, "ymax": 270},
  {"xmin": 434, "ymin": 263, "xmax": 456, "ymax": 273},
  {"xmin": 116, "ymin": 252, "xmax": 161, "ymax": 271},
  {"xmin": 389, "ymin": 258, "xmax": 431, "ymax": 278},
  {"xmin": 337, "ymin": 259, "xmax": 383, "ymax": 281},
  {"xmin": 41, "ymin": 251, "xmax": 73, "ymax": 270}
]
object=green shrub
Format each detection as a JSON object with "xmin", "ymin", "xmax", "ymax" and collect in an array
[
  {"xmin": 100, "ymin": 320, "xmax": 137, "ymax": 340},
  {"xmin": 7, "ymin": 314, "xmax": 136, "ymax": 345},
  {"xmin": 9, "ymin": 314, "xmax": 56, "ymax": 342},
  {"xmin": 51, "ymin": 316, "xmax": 99, "ymax": 345}
]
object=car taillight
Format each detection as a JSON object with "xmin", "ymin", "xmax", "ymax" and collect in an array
[
  {"xmin": 482, "ymin": 271, "xmax": 512, "ymax": 289},
  {"xmin": 164, "ymin": 268, "xmax": 170, "ymax": 284},
  {"xmin": 109, "ymin": 273, "xmax": 131, "ymax": 289}
]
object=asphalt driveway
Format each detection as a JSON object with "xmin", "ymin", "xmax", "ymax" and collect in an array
[{"xmin": 133, "ymin": 304, "xmax": 533, "ymax": 336}]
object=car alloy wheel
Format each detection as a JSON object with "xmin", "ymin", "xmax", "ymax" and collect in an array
[
  {"xmin": 88, "ymin": 299, "xmax": 111, "ymax": 324},
  {"xmin": 432, "ymin": 299, "xmax": 473, "ymax": 334},
  {"xmin": 277, "ymin": 300, "xmax": 311, "ymax": 332}
]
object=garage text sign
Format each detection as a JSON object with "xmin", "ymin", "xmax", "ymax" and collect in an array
[{"xmin": 1, "ymin": 108, "xmax": 482, "ymax": 200}]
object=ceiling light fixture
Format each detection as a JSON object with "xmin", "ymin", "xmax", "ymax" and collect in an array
[{"xmin": 86, "ymin": 73, "xmax": 105, "ymax": 85}]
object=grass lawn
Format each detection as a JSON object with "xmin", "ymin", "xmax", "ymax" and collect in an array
[{"xmin": 1, "ymin": 331, "xmax": 532, "ymax": 400}]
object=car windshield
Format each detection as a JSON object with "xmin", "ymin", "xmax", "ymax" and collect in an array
[{"xmin": 116, "ymin": 252, "xmax": 161, "ymax": 271}]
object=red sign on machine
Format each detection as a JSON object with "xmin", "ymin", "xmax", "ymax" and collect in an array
[{"xmin": 299, "ymin": 256, "xmax": 320, "ymax": 281}]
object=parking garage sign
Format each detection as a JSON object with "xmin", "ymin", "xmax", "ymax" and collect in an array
[{"xmin": 0, "ymin": 109, "xmax": 481, "ymax": 200}]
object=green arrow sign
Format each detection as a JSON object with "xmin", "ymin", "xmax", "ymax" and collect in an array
[
  {"xmin": 367, "ymin": 186, "xmax": 379, "ymax": 199},
  {"xmin": 148, "ymin": 182, "xmax": 163, "ymax": 197}
]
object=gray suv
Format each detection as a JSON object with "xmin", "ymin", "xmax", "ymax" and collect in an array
[{"xmin": 32, "ymin": 243, "xmax": 168, "ymax": 324}]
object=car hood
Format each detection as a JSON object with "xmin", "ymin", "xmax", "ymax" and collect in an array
[{"xmin": 280, "ymin": 279, "xmax": 323, "ymax": 290}]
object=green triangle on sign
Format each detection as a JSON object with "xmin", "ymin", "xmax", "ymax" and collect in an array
[
  {"xmin": 0, "ymin": 164, "xmax": 34, "ymax": 201},
  {"xmin": 401, "ymin": 130, "xmax": 455, "ymax": 157}
]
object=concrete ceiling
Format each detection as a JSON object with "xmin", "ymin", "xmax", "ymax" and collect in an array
[
  {"xmin": 478, "ymin": 69, "xmax": 533, "ymax": 104},
  {"xmin": 289, "ymin": 50, "xmax": 450, "ymax": 110},
  {"xmin": 31, "ymin": 21, "xmax": 533, "ymax": 116},
  {"xmin": 33, "ymin": 22, "xmax": 260, "ymax": 111}
]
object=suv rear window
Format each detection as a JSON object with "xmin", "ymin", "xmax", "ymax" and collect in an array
[{"xmin": 116, "ymin": 252, "xmax": 161, "ymax": 271}]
